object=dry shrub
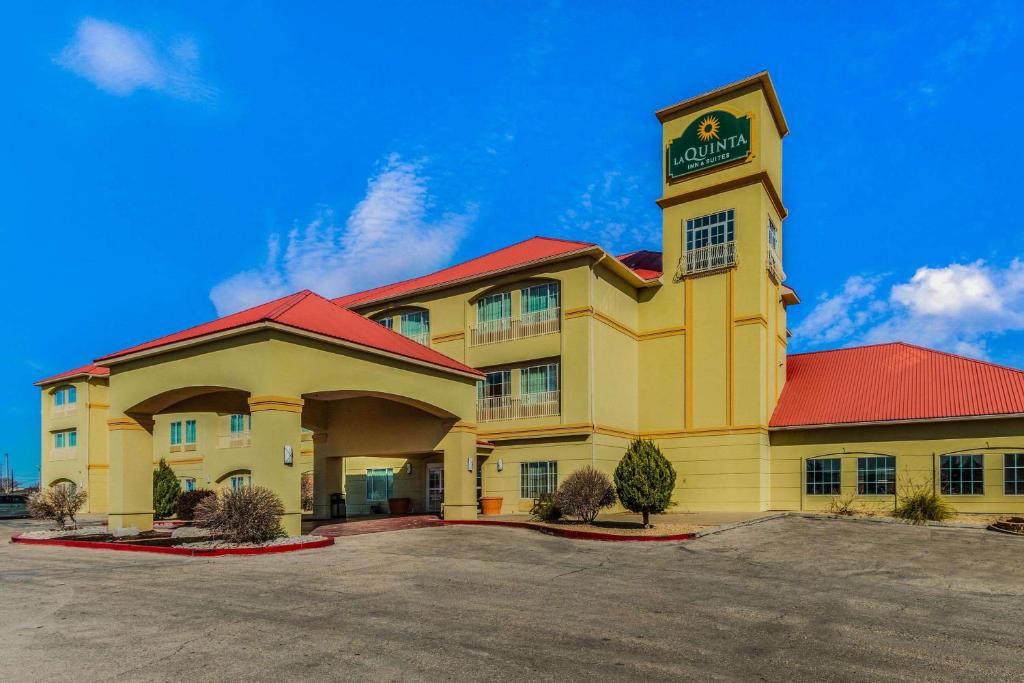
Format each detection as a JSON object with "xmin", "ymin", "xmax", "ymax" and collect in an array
[
  {"xmin": 301, "ymin": 471, "xmax": 314, "ymax": 512},
  {"xmin": 827, "ymin": 493, "xmax": 859, "ymax": 516},
  {"xmin": 530, "ymin": 493, "xmax": 562, "ymax": 522},
  {"xmin": 28, "ymin": 484, "xmax": 88, "ymax": 529},
  {"xmin": 194, "ymin": 485, "xmax": 286, "ymax": 543},
  {"xmin": 176, "ymin": 489, "xmax": 215, "ymax": 521},
  {"xmin": 555, "ymin": 466, "xmax": 616, "ymax": 524},
  {"xmin": 894, "ymin": 482, "xmax": 954, "ymax": 524}
]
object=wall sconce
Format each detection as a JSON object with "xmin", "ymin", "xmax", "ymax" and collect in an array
[
  {"xmin": 496, "ymin": 458, "xmax": 504, "ymax": 472},
  {"xmin": 467, "ymin": 457, "xmax": 474, "ymax": 472},
  {"xmin": 283, "ymin": 445, "xmax": 293, "ymax": 465},
  {"xmin": 405, "ymin": 463, "xmax": 412, "ymax": 474}
]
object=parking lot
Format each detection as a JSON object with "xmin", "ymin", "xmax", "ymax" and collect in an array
[{"xmin": 2, "ymin": 515, "xmax": 1022, "ymax": 682}]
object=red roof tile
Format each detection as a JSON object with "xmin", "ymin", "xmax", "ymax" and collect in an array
[
  {"xmin": 333, "ymin": 236, "xmax": 598, "ymax": 308},
  {"xmin": 617, "ymin": 250, "xmax": 663, "ymax": 280},
  {"xmin": 771, "ymin": 342, "xmax": 1024, "ymax": 428},
  {"xmin": 95, "ymin": 290, "xmax": 482, "ymax": 377},
  {"xmin": 35, "ymin": 363, "xmax": 110, "ymax": 386}
]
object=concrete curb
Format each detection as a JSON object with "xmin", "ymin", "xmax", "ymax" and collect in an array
[
  {"xmin": 444, "ymin": 519, "xmax": 697, "ymax": 542},
  {"xmin": 10, "ymin": 534, "xmax": 335, "ymax": 556},
  {"xmin": 693, "ymin": 512, "xmax": 791, "ymax": 538}
]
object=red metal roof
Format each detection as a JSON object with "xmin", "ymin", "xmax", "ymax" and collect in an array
[
  {"xmin": 334, "ymin": 236, "xmax": 598, "ymax": 308},
  {"xmin": 617, "ymin": 250, "xmax": 663, "ymax": 280},
  {"xmin": 94, "ymin": 290, "xmax": 482, "ymax": 377},
  {"xmin": 35, "ymin": 363, "xmax": 110, "ymax": 386},
  {"xmin": 771, "ymin": 342, "xmax": 1024, "ymax": 428}
]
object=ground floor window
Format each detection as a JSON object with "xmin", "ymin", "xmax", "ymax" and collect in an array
[
  {"xmin": 806, "ymin": 458, "xmax": 840, "ymax": 495},
  {"xmin": 365, "ymin": 468, "xmax": 394, "ymax": 502},
  {"xmin": 53, "ymin": 429, "xmax": 76, "ymax": 449},
  {"xmin": 229, "ymin": 473, "xmax": 251, "ymax": 490},
  {"xmin": 520, "ymin": 460, "xmax": 557, "ymax": 499},
  {"xmin": 857, "ymin": 456, "xmax": 896, "ymax": 495},
  {"xmin": 940, "ymin": 454, "xmax": 984, "ymax": 495},
  {"xmin": 1005, "ymin": 454, "xmax": 1024, "ymax": 495},
  {"xmin": 180, "ymin": 477, "xmax": 196, "ymax": 492}
]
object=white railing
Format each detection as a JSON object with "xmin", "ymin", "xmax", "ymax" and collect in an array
[
  {"xmin": 476, "ymin": 390, "xmax": 560, "ymax": 422},
  {"xmin": 767, "ymin": 248, "xmax": 785, "ymax": 284},
  {"xmin": 403, "ymin": 331, "xmax": 430, "ymax": 346},
  {"xmin": 469, "ymin": 308, "xmax": 561, "ymax": 346},
  {"xmin": 50, "ymin": 404, "xmax": 79, "ymax": 419},
  {"xmin": 679, "ymin": 242, "xmax": 737, "ymax": 277},
  {"xmin": 217, "ymin": 432, "xmax": 251, "ymax": 449}
]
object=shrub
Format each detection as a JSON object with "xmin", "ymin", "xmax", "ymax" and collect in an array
[
  {"xmin": 152, "ymin": 459, "xmax": 181, "ymax": 520},
  {"xmin": 27, "ymin": 484, "xmax": 88, "ymax": 530},
  {"xmin": 175, "ymin": 489, "xmax": 215, "ymax": 521},
  {"xmin": 614, "ymin": 438, "xmax": 677, "ymax": 528},
  {"xmin": 827, "ymin": 493, "xmax": 859, "ymax": 516},
  {"xmin": 554, "ymin": 466, "xmax": 616, "ymax": 524},
  {"xmin": 894, "ymin": 483, "xmax": 954, "ymax": 524},
  {"xmin": 194, "ymin": 485, "xmax": 286, "ymax": 543},
  {"xmin": 530, "ymin": 493, "xmax": 562, "ymax": 522},
  {"xmin": 301, "ymin": 471, "xmax": 314, "ymax": 512}
]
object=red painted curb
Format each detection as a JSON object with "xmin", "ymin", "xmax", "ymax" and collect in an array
[
  {"xmin": 10, "ymin": 534, "xmax": 335, "ymax": 556},
  {"xmin": 443, "ymin": 519, "xmax": 696, "ymax": 542}
]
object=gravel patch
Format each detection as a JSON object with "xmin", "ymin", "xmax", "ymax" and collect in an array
[
  {"xmin": 184, "ymin": 535, "xmax": 325, "ymax": 549},
  {"xmin": 16, "ymin": 526, "xmax": 108, "ymax": 540}
]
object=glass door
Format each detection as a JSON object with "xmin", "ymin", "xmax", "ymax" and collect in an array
[{"xmin": 426, "ymin": 464, "xmax": 444, "ymax": 513}]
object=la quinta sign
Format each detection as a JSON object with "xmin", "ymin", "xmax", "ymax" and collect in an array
[{"xmin": 667, "ymin": 110, "xmax": 752, "ymax": 180}]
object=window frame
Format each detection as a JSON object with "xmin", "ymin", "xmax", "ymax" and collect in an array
[
  {"xmin": 940, "ymin": 454, "xmax": 984, "ymax": 495},
  {"xmin": 805, "ymin": 458, "xmax": 841, "ymax": 496},
  {"xmin": 520, "ymin": 363, "xmax": 559, "ymax": 399},
  {"xmin": 477, "ymin": 370, "xmax": 512, "ymax": 400},
  {"xmin": 520, "ymin": 460, "xmax": 558, "ymax": 499},
  {"xmin": 686, "ymin": 209, "xmax": 735, "ymax": 252},
  {"xmin": 230, "ymin": 414, "xmax": 250, "ymax": 434},
  {"xmin": 170, "ymin": 421, "xmax": 182, "ymax": 446},
  {"xmin": 185, "ymin": 419, "xmax": 197, "ymax": 445},
  {"xmin": 180, "ymin": 477, "xmax": 197, "ymax": 493},
  {"xmin": 857, "ymin": 456, "xmax": 896, "ymax": 496},
  {"xmin": 520, "ymin": 282, "xmax": 560, "ymax": 316},
  {"xmin": 228, "ymin": 473, "xmax": 251, "ymax": 490},
  {"xmin": 365, "ymin": 468, "xmax": 394, "ymax": 502},
  {"xmin": 399, "ymin": 310, "xmax": 430, "ymax": 341},
  {"xmin": 477, "ymin": 291, "xmax": 512, "ymax": 323},
  {"xmin": 1004, "ymin": 453, "xmax": 1024, "ymax": 495}
]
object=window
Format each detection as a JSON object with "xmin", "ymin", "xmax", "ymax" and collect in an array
[
  {"xmin": 521, "ymin": 461, "xmax": 557, "ymax": 499},
  {"xmin": 857, "ymin": 456, "xmax": 896, "ymax": 495},
  {"xmin": 400, "ymin": 310, "xmax": 430, "ymax": 344},
  {"xmin": 687, "ymin": 209, "xmax": 735, "ymax": 251},
  {"xmin": 170, "ymin": 421, "xmax": 182, "ymax": 446},
  {"xmin": 768, "ymin": 218, "xmax": 779, "ymax": 252},
  {"xmin": 477, "ymin": 370, "xmax": 512, "ymax": 400},
  {"xmin": 520, "ymin": 363, "xmax": 559, "ymax": 400},
  {"xmin": 54, "ymin": 432, "xmax": 64, "ymax": 449},
  {"xmin": 477, "ymin": 292, "xmax": 512, "ymax": 323},
  {"xmin": 53, "ymin": 386, "xmax": 76, "ymax": 406},
  {"xmin": 806, "ymin": 458, "xmax": 841, "ymax": 495},
  {"xmin": 365, "ymin": 468, "xmax": 394, "ymax": 502},
  {"xmin": 940, "ymin": 454, "xmax": 984, "ymax": 495},
  {"xmin": 180, "ymin": 477, "xmax": 196, "ymax": 493},
  {"xmin": 521, "ymin": 283, "xmax": 559, "ymax": 316},
  {"xmin": 230, "ymin": 414, "xmax": 250, "ymax": 434},
  {"xmin": 229, "ymin": 473, "xmax": 251, "ymax": 490},
  {"xmin": 377, "ymin": 316, "xmax": 394, "ymax": 330},
  {"xmin": 1006, "ymin": 454, "xmax": 1024, "ymax": 495},
  {"xmin": 68, "ymin": 429, "xmax": 77, "ymax": 448},
  {"xmin": 53, "ymin": 429, "xmax": 76, "ymax": 448},
  {"xmin": 185, "ymin": 420, "xmax": 197, "ymax": 445}
]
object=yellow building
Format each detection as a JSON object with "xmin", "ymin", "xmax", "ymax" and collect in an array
[{"xmin": 36, "ymin": 72, "xmax": 1024, "ymax": 534}]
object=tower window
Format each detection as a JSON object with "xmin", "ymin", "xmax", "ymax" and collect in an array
[{"xmin": 681, "ymin": 209, "xmax": 736, "ymax": 276}]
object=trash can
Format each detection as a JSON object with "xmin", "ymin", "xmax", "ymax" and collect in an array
[{"xmin": 330, "ymin": 493, "xmax": 345, "ymax": 519}]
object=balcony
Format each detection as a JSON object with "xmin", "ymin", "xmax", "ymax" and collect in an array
[
  {"xmin": 403, "ymin": 331, "xmax": 430, "ymax": 346},
  {"xmin": 767, "ymin": 247, "xmax": 786, "ymax": 284},
  {"xmin": 217, "ymin": 432, "xmax": 251, "ymax": 449},
  {"xmin": 469, "ymin": 308, "xmax": 560, "ymax": 347},
  {"xmin": 476, "ymin": 390, "xmax": 560, "ymax": 422},
  {"xmin": 50, "ymin": 404, "xmax": 79, "ymax": 419},
  {"xmin": 679, "ymin": 242, "xmax": 737, "ymax": 277}
]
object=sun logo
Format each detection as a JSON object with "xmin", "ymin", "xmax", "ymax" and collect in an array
[{"xmin": 696, "ymin": 115, "xmax": 721, "ymax": 141}]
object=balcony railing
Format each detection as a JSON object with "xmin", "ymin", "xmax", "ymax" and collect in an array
[
  {"xmin": 50, "ymin": 404, "xmax": 79, "ymax": 419},
  {"xmin": 403, "ymin": 331, "xmax": 430, "ymax": 346},
  {"xmin": 469, "ymin": 308, "xmax": 561, "ymax": 347},
  {"xmin": 217, "ymin": 432, "xmax": 251, "ymax": 449},
  {"xmin": 679, "ymin": 242, "xmax": 737, "ymax": 277},
  {"xmin": 767, "ymin": 248, "xmax": 785, "ymax": 284},
  {"xmin": 476, "ymin": 390, "xmax": 560, "ymax": 422}
]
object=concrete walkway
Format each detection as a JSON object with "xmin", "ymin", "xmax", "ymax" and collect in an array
[
  {"xmin": 483, "ymin": 510, "xmax": 776, "ymax": 528},
  {"xmin": 307, "ymin": 514, "xmax": 442, "ymax": 537}
]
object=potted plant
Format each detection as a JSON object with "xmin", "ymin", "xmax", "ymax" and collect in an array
[
  {"xmin": 479, "ymin": 496, "xmax": 503, "ymax": 515},
  {"xmin": 388, "ymin": 497, "xmax": 411, "ymax": 514}
]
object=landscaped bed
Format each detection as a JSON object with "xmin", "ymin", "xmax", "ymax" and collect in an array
[
  {"xmin": 11, "ymin": 528, "xmax": 334, "ymax": 556},
  {"xmin": 445, "ymin": 518, "xmax": 701, "ymax": 541}
]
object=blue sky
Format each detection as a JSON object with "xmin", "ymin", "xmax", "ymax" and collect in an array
[{"xmin": 2, "ymin": 2, "xmax": 1022, "ymax": 482}]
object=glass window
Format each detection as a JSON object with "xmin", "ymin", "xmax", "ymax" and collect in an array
[
  {"xmin": 477, "ymin": 292, "xmax": 512, "ymax": 323},
  {"xmin": 520, "ymin": 363, "xmax": 559, "ymax": 398},
  {"xmin": 181, "ymin": 477, "xmax": 196, "ymax": 493},
  {"xmin": 185, "ymin": 420, "xmax": 197, "ymax": 445},
  {"xmin": 68, "ymin": 386, "xmax": 77, "ymax": 404},
  {"xmin": 940, "ymin": 454, "xmax": 984, "ymax": 495},
  {"xmin": 768, "ymin": 218, "xmax": 779, "ymax": 252},
  {"xmin": 477, "ymin": 370, "xmax": 512, "ymax": 400},
  {"xmin": 229, "ymin": 473, "xmax": 251, "ymax": 490},
  {"xmin": 365, "ymin": 468, "xmax": 394, "ymax": 502},
  {"xmin": 377, "ymin": 316, "xmax": 393, "ymax": 330},
  {"xmin": 520, "ymin": 461, "xmax": 557, "ymax": 499},
  {"xmin": 170, "ymin": 421, "xmax": 182, "ymax": 446},
  {"xmin": 857, "ymin": 456, "xmax": 896, "ymax": 495},
  {"xmin": 806, "ymin": 458, "xmax": 841, "ymax": 495},
  {"xmin": 68, "ymin": 429, "xmax": 77, "ymax": 448},
  {"xmin": 400, "ymin": 310, "xmax": 430, "ymax": 344},
  {"xmin": 54, "ymin": 432, "xmax": 65, "ymax": 449},
  {"xmin": 230, "ymin": 414, "xmax": 250, "ymax": 434},
  {"xmin": 686, "ymin": 209, "xmax": 735, "ymax": 251},
  {"xmin": 54, "ymin": 388, "xmax": 65, "ymax": 406},
  {"xmin": 521, "ymin": 283, "xmax": 560, "ymax": 315},
  {"xmin": 1006, "ymin": 454, "xmax": 1024, "ymax": 495}
]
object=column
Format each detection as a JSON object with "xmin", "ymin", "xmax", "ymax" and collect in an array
[
  {"xmin": 441, "ymin": 423, "xmax": 478, "ymax": 521},
  {"xmin": 248, "ymin": 395, "xmax": 304, "ymax": 536},
  {"xmin": 107, "ymin": 414, "xmax": 155, "ymax": 532},
  {"xmin": 311, "ymin": 432, "xmax": 342, "ymax": 520}
]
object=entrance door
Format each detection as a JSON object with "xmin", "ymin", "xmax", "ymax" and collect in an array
[{"xmin": 426, "ymin": 464, "xmax": 444, "ymax": 513}]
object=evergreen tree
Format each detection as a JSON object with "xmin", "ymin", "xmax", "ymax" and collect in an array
[
  {"xmin": 153, "ymin": 459, "xmax": 182, "ymax": 520},
  {"xmin": 613, "ymin": 438, "xmax": 677, "ymax": 528}
]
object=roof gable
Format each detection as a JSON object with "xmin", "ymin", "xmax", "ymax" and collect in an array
[
  {"xmin": 771, "ymin": 342, "xmax": 1024, "ymax": 428},
  {"xmin": 35, "ymin": 363, "xmax": 110, "ymax": 387}
]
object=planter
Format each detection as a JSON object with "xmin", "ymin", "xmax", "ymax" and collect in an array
[
  {"xmin": 388, "ymin": 497, "xmax": 411, "ymax": 514},
  {"xmin": 479, "ymin": 497, "xmax": 503, "ymax": 515}
]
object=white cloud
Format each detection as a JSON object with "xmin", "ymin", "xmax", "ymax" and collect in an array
[
  {"xmin": 559, "ymin": 170, "xmax": 658, "ymax": 252},
  {"xmin": 210, "ymin": 154, "xmax": 476, "ymax": 315},
  {"xmin": 56, "ymin": 18, "xmax": 210, "ymax": 99},
  {"xmin": 794, "ymin": 259, "xmax": 1024, "ymax": 360}
]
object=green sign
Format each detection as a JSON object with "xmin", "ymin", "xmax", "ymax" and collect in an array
[{"xmin": 667, "ymin": 110, "xmax": 752, "ymax": 180}]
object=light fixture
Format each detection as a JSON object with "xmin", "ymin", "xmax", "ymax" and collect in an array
[
  {"xmin": 283, "ymin": 445, "xmax": 293, "ymax": 465},
  {"xmin": 467, "ymin": 457, "xmax": 474, "ymax": 472},
  {"xmin": 496, "ymin": 458, "xmax": 504, "ymax": 472},
  {"xmin": 405, "ymin": 463, "xmax": 412, "ymax": 474}
]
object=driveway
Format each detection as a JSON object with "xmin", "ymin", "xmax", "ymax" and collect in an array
[{"xmin": 1, "ymin": 515, "xmax": 1022, "ymax": 681}]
